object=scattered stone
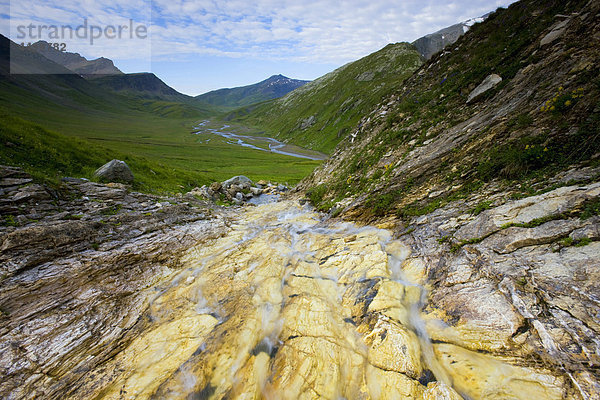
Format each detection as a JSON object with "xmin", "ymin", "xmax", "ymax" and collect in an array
[
  {"xmin": 540, "ymin": 18, "xmax": 570, "ymax": 46},
  {"xmin": 299, "ymin": 115, "xmax": 316, "ymax": 129},
  {"xmin": 209, "ymin": 181, "xmax": 222, "ymax": 192},
  {"xmin": 61, "ymin": 177, "xmax": 89, "ymax": 184},
  {"xmin": 0, "ymin": 178, "xmax": 32, "ymax": 187},
  {"xmin": 466, "ymin": 74, "xmax": 502, "ymax": 103},
  {"xmin": 94, "ymin": 159, "xmax": 134, "ymax": 184}
]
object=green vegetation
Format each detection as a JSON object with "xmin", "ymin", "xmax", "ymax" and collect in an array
[
  {"xmin": 2, "ymin": 215, "xmax": 19, "ymax": 227},
  {"xmin": 301, "ymin": 0, "xmax": 600, "ymax": 221},
  {"xmin": 0, "ymin": 52, "xmax": 321, "ymax": 193},
  {"xmin": 226, "ymin": 43, "xmax": 423, "ymax": 153},
  {"xmin": 581, "ymin": 197, "xmax": 600, "ymax": 220},
  {"xmin": 470, "ymin": 200, "xmax": 493, "ymax": 215}
]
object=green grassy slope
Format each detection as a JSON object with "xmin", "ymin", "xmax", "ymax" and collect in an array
[
  {"xmin": 299, "ymin": 0, "xmax": 600, "ymax": 219},
  {"xmin": 225, "ymin": 43, "xmax": 423, "ymax": 154},
  {"xmin": 0, "ymin": 38, "xmax": 321, "ymax": 192}
]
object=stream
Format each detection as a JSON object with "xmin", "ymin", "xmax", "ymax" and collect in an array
[
  {"xmin": 96, "ymin": 200, "xmax": 558, "ymax": 399},
  {"xmin": 193, "ymin": 121, "xmax": 328, "ymax": 161}
]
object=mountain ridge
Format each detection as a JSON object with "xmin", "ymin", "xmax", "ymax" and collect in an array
[
  {"xmin": 196, "ymin": 74, "xmax": 310, "ymax": 109},
  {"xmin": 26, "ymin": 41, "xmax": 123, "ymax": 76}
]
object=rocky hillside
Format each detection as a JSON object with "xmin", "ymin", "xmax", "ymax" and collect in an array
[
  {"xmin": 226, "ymin": 43, "xmax": 423, "ymax": 154},
  {"xmin": 196, "ymin": 74, "xmax": 309, "ymax": 109},
  {"xmin": 27, "ymin": 41, "xmax": 123, "ymax": 75},
  {"xmin": 296, "ymin": 0, "xmax": 600, "ymax": 396}
]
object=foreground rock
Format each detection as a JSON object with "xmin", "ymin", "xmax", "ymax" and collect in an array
[
  {"xmin": 386, "ymin": 181, "xmax": 600, "ymax": 399},
  {"xmin": 93, "ymin": 159, "xmax": 134, "ymax": 184},
  {"xmin": 2, "ymin": 164, "xmax": 597, "ymax": 399},
  {"xmin": 7, "ymin": 199, "xmax": 562, "ymax": 400},
  {"xmin": 0, "ymin": 166, "xmax": 231, "ymax": 399}
]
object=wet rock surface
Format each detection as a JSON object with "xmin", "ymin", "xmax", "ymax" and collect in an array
[
  {"xmin": 2, "ymin": 177, "xmax": 585, "ymax": 399},
  {"xmin": 0, "ymin": 166, "xmax": 231, "ymax": 399},
  {"xmin": 52, "ymin": 200, "xmax": 566, "ymax": 400},
  {"xmin": 393, "ymin": 181, "xmax": 600, "ymax": 399}
]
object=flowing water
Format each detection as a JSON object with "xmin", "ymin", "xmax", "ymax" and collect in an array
[
  {"xmin": 97, "ymin": 200, "xmax": 564, "ymax": 400},
  {"xmin": 192, "ymin": 121, "xmax": 328, "ymax": 161}
]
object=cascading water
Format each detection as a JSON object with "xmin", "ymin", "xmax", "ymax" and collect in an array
[{"xmin": 96, "ymin": 200, "xmax": 561, "ymax": 400}]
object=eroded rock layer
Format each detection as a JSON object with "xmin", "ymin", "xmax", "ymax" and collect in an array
[{"xmin": 17, "ymin": 200, "xmax": 579, "ymax": 400}]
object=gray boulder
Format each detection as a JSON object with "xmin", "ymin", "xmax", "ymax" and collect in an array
[
  {"xmin": 222, "ymin": 175, "xmax": 253, "ymax": 190},
  {"xmin": 94, "ymin": 160, "xmax": 134, "ymax": 184},
  {"xmin": 466, "ymin": 74, "xmax": 502, "ymax": 103}
]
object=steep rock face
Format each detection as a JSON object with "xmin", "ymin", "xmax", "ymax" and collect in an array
[
  {"xmin": 299, "ymin": 0, "xmax": 599, "ymax": 223},
  {"xmin": 412, "ymin": 15, "xmax": 487, "ymax": 60}
]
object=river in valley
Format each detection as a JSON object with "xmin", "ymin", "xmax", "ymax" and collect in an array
[
  {"xmin": 193, "ymin": 121, "xmax": 328, "ymax": 161},
  {"xmin": 94, "ymin": 199, "xmax": 560, "ymax": 400}
]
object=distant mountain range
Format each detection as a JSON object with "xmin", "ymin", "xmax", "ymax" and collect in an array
[
  {"xmin": 22, "ymin": 42, "xmax": 309, "ymax": 108},
  {"xmin": 196, "ymin": 74, "xmax": 310, "ymax": 108}
]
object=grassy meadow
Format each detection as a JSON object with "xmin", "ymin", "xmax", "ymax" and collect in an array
[{"xmin": 0, "ymin": 77, "xmax": 321, "ymax": 194}]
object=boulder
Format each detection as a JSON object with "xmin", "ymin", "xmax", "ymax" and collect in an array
[
  {"xmin": 466, "ymin": 74, "xmax": 502, "ymax": 103},
  {"xmin": 94, "ymin": 160, "xmax": 134, "ymax": 184},
  {"xmin": 222, "ymin": 176, "xmax": 253, "ymax": 190},
  {"xmin": 300, "ymin": 115, "xmax": 316, "ymax": 130}
]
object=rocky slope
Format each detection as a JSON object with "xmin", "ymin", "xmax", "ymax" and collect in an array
[
  {"xmin": 295, "ymin": 0, "xmax": 600, "ymax": 397},
  {"xmin": 0, "ymin": 166, "xmax": 232, "ymax": 398},
  {"xmin": 196, "ymin": 74, "xmax": 310, "ymax": 109}
]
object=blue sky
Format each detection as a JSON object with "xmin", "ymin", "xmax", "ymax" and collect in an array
[{"xmin": 2, "ymin": 0, "xmax": 516, "ymax": 95}]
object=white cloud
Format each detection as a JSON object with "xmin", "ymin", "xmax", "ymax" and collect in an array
[{"xmin": 3, "ymin": 0, "xmax": 517, "ymax": 65}]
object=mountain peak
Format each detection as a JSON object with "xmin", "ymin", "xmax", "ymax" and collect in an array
[{"xmin": 196, "ymin": 75, "xmax": 310, "ymax": 109}]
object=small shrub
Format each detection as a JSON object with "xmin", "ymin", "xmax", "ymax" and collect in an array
[
  {"xmin": 581, "ymin": 197, "xmax": 600, "ymax": 220},
  {"xmin": 575, "ymin": 237, "xmax": 592, "ymax": 247},
  {"xmin": 561, "ymin": 237, "xmax": 574, "ymax": 247},
  {"xmin": 3, "ymin": 215, "xmax": 19, "ymax": 227},
  {"xmin": 368, "ymin": 192, "xmax": 396, "ymax": 216}
]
